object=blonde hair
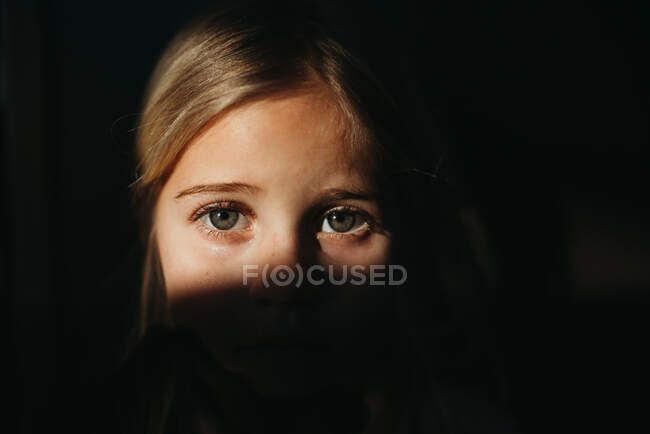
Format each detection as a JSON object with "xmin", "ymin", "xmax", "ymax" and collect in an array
[
  {"xmin": 130, "ymin": 2, "xmax": 413, "ymax": 341},
  {"xmin": 119, "ymin": 8, "xmax": 511, "ymax": 434}
]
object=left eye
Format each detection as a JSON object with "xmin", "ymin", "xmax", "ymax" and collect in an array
[
  {"xmin": 321, "ymin": 210, "xmax": 367, "ymax": 233},
  {"xmin": 201, "ymin": 209, "xmax": 250, "ymax": 230}
]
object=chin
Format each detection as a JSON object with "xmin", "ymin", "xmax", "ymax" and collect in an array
[
  {"xmin": 222, "ymin": 347, "xmax": 342, "ymax": 398},
  {"xmin": 244, "ymin": 369, "xmax": 331, "ymax": 398}
]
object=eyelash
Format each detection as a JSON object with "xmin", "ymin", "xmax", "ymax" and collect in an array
[
  {"xmin": 188, "ymin": 200, "xmax": 378, "ymax": 241},
  {"xmin": 189, "ymin": 201, "xmax": 255, "ymax": 242},
  {"xmin": 189, "ymin": 200, "xmax": 255, "ymax": 222}
]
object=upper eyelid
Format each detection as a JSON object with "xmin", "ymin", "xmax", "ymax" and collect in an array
[
  {"xmin": 189, "ymin": 200, "xmax": 254, "ymax": 222},
  {"xmin": 316, "ymin": 204, "xmax": 373, "ymax": 223}
]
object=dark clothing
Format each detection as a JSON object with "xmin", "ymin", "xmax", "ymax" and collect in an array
[{"xmin": 80, "ymin": 326, "xmax": 520, "ymax": 434}]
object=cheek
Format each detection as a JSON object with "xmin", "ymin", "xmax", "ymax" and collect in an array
[
  {"xmin": 315, "ymin": 233, "xmax": 396, "ymax": 334},
  {"xmin": 317, "ymin": 233, "xmax": 397, "ymax": 327},
  {"xmin": 155, "ymin": 212, "xmax": 246, "ymax": 303},
  {"xmin": 154, "ymin": 214, "xmax": 256, "ymax": 354}
]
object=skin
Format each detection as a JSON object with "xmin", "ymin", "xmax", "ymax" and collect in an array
[{"xmin": 153, "ymin": 88, "xmax": 403, "ymax": 412}]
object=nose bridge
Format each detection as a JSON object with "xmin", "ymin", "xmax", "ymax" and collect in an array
[
  {"xmin": 247, "ymin": 217, "xmax": 316, "ymax": 303},
  {"xmin": 267, "ymin": 229, "xmax": 302, "ymax": 266}
]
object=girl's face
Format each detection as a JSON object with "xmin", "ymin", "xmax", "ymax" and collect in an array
[{"xmin": 154, "ymin": 90, "xmax": 397, "ymax": 397}]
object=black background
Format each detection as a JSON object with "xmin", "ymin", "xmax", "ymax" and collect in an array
[{"xmin": 2, "ymin": 1, "xmax": 648, "ymax": 433}]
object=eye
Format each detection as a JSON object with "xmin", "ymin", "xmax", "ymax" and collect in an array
[
  {"xmin": 201, "ymin": 208, "xmax": 250, "ymax": 231},
  {"xmin": 321, "ymin": 209, "xmax": 368, "ymax": 233}
]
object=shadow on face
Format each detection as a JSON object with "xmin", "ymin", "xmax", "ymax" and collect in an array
[{"xmin": 153, "ymin": 90, "xmax": 402, "ymax": 397}]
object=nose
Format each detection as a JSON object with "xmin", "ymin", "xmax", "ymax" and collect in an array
[{"xmin": 246, "ymin": 228, "xmax": 318, "ymax": 305}]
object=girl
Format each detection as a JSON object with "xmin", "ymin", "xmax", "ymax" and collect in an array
[{"xmin": 91, "ymin": 2, "xmax": 517, "ymax": 433}]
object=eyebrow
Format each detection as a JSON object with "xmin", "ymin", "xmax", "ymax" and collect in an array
[
  {"xmin": 315, "ymin": 187, "xmax": 376, "ymax": 202},
  {"xmin": 175, "ymin": 182, "xmax": 375, "ymax": 203},
  {"xmin": 175, "ymin": 182, "xmax": 263, "ymax": 199}
]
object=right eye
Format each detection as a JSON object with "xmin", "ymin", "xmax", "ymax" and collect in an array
[{"xmin": 201, "ymin": 208, "xmax": 250, "ymax": 230}]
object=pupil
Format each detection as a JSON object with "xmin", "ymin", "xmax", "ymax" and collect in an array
[
  {"xmin": 328, "ymin": 211, "xmax": 355, "ymax": 232},
  {"xmin": 209, "ymin": 209, "xmax": 238, "ymax": 230}
]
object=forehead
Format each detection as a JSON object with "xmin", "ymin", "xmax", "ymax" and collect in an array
[{"xmin": 169, "ymin": 91, "xmax": 374, "ymax": 191}]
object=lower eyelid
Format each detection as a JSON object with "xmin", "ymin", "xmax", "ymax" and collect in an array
[
  {"xmin": 196, "ymin": 221, "xmax": 253, "ymax": 242},
  {"xmin": 316, "ymin": 224, "xmax": 372, "ymax": 240}
]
